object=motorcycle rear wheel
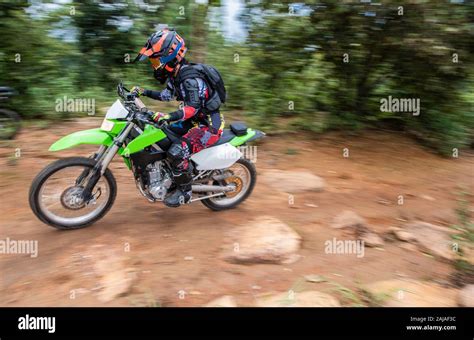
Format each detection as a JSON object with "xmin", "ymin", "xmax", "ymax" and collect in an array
[{"xmin": 200, "ymin": 158, "xmax": 256, "ymax": 211}]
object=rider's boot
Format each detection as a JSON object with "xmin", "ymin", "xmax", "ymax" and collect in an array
[{"xmin": 164, "ymin": 168, "xmax": 192, "ymax": 207}]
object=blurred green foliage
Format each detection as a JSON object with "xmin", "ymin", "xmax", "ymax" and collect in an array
[{"xmin": 0, "ymin": 0, "xmax": 473, "ymax": 154}]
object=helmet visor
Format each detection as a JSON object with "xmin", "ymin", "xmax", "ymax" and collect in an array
[{"xmin": 133, "ymin": 46, "xmax": 154, "ymax": 63}]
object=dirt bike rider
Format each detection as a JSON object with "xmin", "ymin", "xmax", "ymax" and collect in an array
[{"xmin": 132, "ymin": 28, "xmax": 225, "ymax": 208}]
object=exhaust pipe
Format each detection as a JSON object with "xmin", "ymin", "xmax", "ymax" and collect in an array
[
  {"xmin": 192, "ymin": 184, "xmax": 235, "ymax": 193},
  {"xmin": 212, "ymin": 172, "xmax": 232, "ymax": 181}
]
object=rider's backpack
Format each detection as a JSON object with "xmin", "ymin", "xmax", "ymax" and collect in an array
[{"xmin": 176, "ymin": 63, "xmax": 227, "ymax": 111}]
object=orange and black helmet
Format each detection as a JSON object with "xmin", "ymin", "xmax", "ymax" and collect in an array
[{"xmin": 134, "ymin": 29, "xmax": 187, "ymax": 82}]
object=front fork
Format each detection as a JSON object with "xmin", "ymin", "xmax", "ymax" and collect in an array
[
  {"xmin": 80, "ymin": 122, "xmax": 135, "ymax": 201},
  {"xmin": 74, "ymin": 145, "xmax": 105, "ymax": 183}
]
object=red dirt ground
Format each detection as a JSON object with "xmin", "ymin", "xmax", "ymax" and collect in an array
[{"xmin": 0, "ymin": 117, "xmax": 472, "ymax": 306}]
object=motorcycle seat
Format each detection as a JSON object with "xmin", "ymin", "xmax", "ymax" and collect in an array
[
  {"xmin": 213, "ymin": 129, "xmax": 236, "ymax": 146},
  {"xmin": 213, "ymin": 122, "xmax": 248, "ymax": 146}
]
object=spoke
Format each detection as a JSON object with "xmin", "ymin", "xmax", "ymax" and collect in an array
[
  {"xmin": 43, "ymin": 201, "xmax": 62, "ymax": 209},
  {"xmin": 41, "ymin": 193, "xmax": 62, "ymax": 199},
  {"xmin": 38, "ymin": 165, "xmax": 111, "ymax": 223},
  {"xmin": 209, "ymin": 163, "xmax": 251, "ymax": 205}
]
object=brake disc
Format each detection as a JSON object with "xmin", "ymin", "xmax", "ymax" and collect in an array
[{"xmin": 60, "ymin": 186, "xmax": 86, "ymax": 210}]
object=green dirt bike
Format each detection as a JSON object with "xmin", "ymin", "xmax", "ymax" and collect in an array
[{"xmin": 29, "ymin": 83, "xmax": 264, "ymax": 230}]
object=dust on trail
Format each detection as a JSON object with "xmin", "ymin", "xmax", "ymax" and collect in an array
[{"xmin": 0, "ymin": 117, "xmax": 472, "ymax": 306}]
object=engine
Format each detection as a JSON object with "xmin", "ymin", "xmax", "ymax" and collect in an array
[{"xmin": 146, "ymin": 161, "xmax": 172, "ymax": 200}]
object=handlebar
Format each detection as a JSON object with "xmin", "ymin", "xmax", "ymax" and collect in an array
[
  {"xmin": 117, "ymin": 82, "xmax": 168, "ymax": 129},
  {"xmin": 134, "ymin": 97, "xmax": 146, "ymax": 110},
  {"xmin": 118, "ymin": 82, "xmax": 140, "ymax": 102},
  {"xmin": 117, "ymin": 82, "xmax": 128, "ymax": 99},
  {"xmin": 135, "ymin": 111, "xmax": 168, "ymax": 129}
]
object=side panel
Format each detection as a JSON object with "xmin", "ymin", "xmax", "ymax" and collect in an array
[
  {"xmin": 49, "ymin": 128, "xmax": 113, "ymax": 151},
  {"xmin": 123, "ymin": 124, "xmax": 167, "ymax": 155},
  {"xmin": 191, "ymin": 143, "xmax": 242, "ymax": 170},
  {"xmin": 105, "ymin": 120, "xmax": 128, "ymax": 135}
]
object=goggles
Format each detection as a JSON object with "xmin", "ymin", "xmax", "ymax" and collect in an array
[{"xmin": 149, "ymin": 57, "xmax": 164, "ymax": 70}]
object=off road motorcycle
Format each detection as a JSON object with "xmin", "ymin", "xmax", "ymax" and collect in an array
[
  {"xmin": 0, "ymin": 86, "xmax": 21, "ymax": 140},
  {"xmin": 29, "ymin": 83, "xmax": 264, "ymax": 230}
]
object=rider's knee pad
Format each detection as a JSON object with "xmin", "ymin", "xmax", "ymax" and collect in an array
[{"xmin": 167, "ymin": 143, "xmax": 188, "ymax": 168}]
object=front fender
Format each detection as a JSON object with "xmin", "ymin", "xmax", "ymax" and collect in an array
[{"xmin": 49, "ymin": 128, "xmax": 113, "ymax": 151}]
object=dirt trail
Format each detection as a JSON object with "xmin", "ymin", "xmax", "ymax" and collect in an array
[{"xmin": 0, "ymin": 118, "xmax": 473, "ymax": 306}]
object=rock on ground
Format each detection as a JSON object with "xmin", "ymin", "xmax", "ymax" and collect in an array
[
  {"xmin": 262, "ymin": 169, "xmax": 325, "ymax": 193},
  {"xmin": 331, "ymin": 211, "xmax": 384, "ymax": 247},
  {"xmin": 457, "ymin": 285, "xmax": 474, "ymax": 307},
  {"xmin": 256, "ymin": 291, "xmax": 340, "ymax": 307},
  {"xmin": 363, "ymin": 279, "xmax": 457, "ymax": 307},
  {"xmin": 224, "ymin": 216, "xmax": 301, "ymax": 264},
  {"xmin": 331, "ymin": 211, "xmax": 366, "ymax": 229},
  {"xmin": 90, "ymin": 246, "xmax": 137, "ymax": 303},
  {"xmin": 204, "ymin": 296, "xmax": 238, "ymax": 307},
  {"xmin": 400, "ymin": 243, "xmax": 418, "ymax": 252},
  {"xmin": 304, "ymin": 275, "xmax": 326, "ymax": 283},
  {"xmin": 402, "ymin": 222, "xmax": 457, "ymax": 261},
  {"xmin": 359, "ymin": 231, "xmax": 384, "ymax": 248},
  {"xmin": 388, "ymin": 227, "xmax": 416, "ymax": 242},
  {"xmin": 96, "ymin": 270, "xmax": 136, "ymax": 303}
]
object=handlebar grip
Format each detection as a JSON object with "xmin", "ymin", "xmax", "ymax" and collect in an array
[{"xmin": 157, "ymin": 119, "xmax": 168, "ymax": 127}]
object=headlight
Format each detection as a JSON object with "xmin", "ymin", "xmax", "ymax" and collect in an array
[{"xmin": 100, "ymin": 119, "xmax": 114, "ymax": 132}]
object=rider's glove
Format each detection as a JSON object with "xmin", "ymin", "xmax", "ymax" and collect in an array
[
  {"xmin": 151, "ymin": 112, "xmax": 170, "ymax": 123},
  {"xmin": 131, "ymin": 86, "xmax": 146, "ymax": 97}
]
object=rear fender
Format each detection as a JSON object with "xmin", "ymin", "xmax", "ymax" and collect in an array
[{"xmin": 229, "ymin": 128, "xmax": 265, "ymax": 147}]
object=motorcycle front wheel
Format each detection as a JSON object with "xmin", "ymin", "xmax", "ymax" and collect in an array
[{"xmin": 29, "ymin": 157, "xmax": 117, "ymax": 230}]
